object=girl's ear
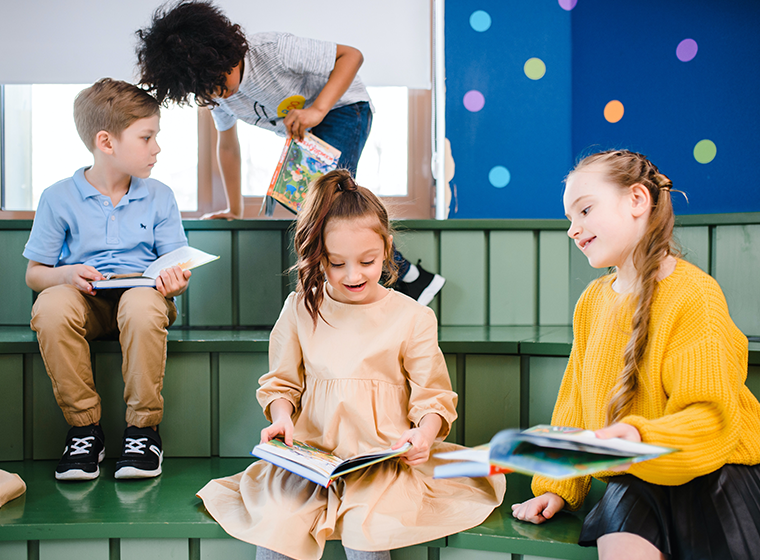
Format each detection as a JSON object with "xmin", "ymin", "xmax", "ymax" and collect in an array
[
  {"xmin": 629, "ymin": 183, "xmax": 652, "ymax": 218},
  {"xmin": 94, "ymin": 130, "xmax": 114, "ymax": 155}
]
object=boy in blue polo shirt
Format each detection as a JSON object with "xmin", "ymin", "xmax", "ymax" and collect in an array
[{"xmin": 23, "ymin": 78, "xmax": 190, "ymax": 481}]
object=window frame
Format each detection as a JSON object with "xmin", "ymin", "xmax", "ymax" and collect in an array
[{"xmin": 0, "ymin": 89, "xmax": 434, "ymax": 220}]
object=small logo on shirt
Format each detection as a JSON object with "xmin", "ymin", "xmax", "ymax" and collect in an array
[{"xmin": 140, "ymin": 223, "xmax": 147, "ymax": 229}]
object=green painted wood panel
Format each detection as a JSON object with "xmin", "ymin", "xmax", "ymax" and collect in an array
[
  {"xmin": 444, "ymin": 353, "xmax": 459, "ymax": 444},
  {"xmin": 200, "ymin": 539, "xmax": 256, "ymax": 560},
  {"xmin": 675, "ymin": 226, "xmax": 709, "ymax": 272},
  {"xmin": 390, "ymin": 546, "xmax": 430, "ymax": 560},
  {"xmin": 238, "ymin": 230, "xmax": 284, "ymax": 326},
  {"xmin": 161, "ymin": 353, "xmax": 212, "ymax": 456},
  {"xmin": 0, "ymin": 231, "xmax": 34, "ymax": 326},
  {"xmin": 539, "ymin": 231, "xmax": 570, "ymax": 326},
  {"xmin": 528, "ymin": 357, "xmax": 568, "ymax": 427},
  {"xmin": 464, "ymin": 354, "xmax": 520, "ymax": 447},
  {"xmin": 121, "ymin": 538, "xmax": 188, "ymax": 560},
  {"xmin": 489, "ymin": 231, "xmax": 535, "ymax": 326},
  {"xmin": 187, "ymin": 230, "xmax": 233, "ymax": 327},
  {"xmin": 94, "ymin": 353, "xmax": 129, "ymax": 459},
  {"xmin": 218, "ymin": 353, "xmax": 270, "ymax": 457},
  {"xmin": 0, "ymin": 355, "xmax": 24, "ymax": 461},
  {"xmin": 0, "ymin": 542, "xmax": 26, "ymax": 560},
  {"xmin": 39, "ymin": 539, "xmax": 109, "ymax": 560},
  {"xmin": 440, "ymin": 231, "xmax": 486, "ymax": 326},
  {"xmin": 746, "ymin": 365, "xmax": 760, "ymax": 401},
  {"xmin": 714, "ymin": 225, "xmax": 760, "ymax": 335},
  {"xmin": 32, "ymin": 354, "xmax": 70, "ymax": 460}
]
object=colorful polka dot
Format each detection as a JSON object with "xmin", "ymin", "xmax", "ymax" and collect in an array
[
  {"xmin": 676, "ymin": 39, "xmax": 698, "ymax": 62},
  {"xmin": 463, "ymin": 90, "xmax": 485, "ymax": 112},
  {"xmin": 470, "ymin": 10, "xmax": 492, "ymax": 32},
  {"xmin": 489, "ymin": 166, "xmax": 511, "ymax": 188},
  {"xmin": 558, "ymin": 0, "xmax": 578, "ymax": 11},
  {"xmin": 693, "ymin": 139, "xmax": 716, "ymax": 164},
  {"xmin": 604, "ymin": 100, "xmax": 625, "ymax": 123},
  {"xmin": 524, "ymin": 58, "xmax": 546, "ymax": 80}
]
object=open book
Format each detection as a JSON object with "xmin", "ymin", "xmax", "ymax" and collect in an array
[
  {"xmin": 252, "ymin": 438, "xmax": 411, "ymax": 488},
  {"xmin": 263, "ymin": 132, "xmax": 341, "ymax": 215},
  {"xmin": 90, "ymin": 246, "xmax": 220, "ymax": 289},
  {"xmin": 434, "ymin": 425, "xmax": 677, "ymax": 480}
]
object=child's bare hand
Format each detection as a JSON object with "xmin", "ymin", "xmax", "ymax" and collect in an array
[
  {"xmin": 156, "ymin": 266, "xmax": 191, "ymax": 298},
  {"xmin": 261, "ymin": 417, "xmax": 295, "ymax": 446},
  {"xmin": 283, "ymin": 106, "xmax": 326, "ymax": 140},
  {"xmin": 511, "ymin": 493, "xmax": 565, "ymax": 524},
  {"xmin": 64, "ymin": 264, "xmax": 103, "ymax": 294},
  {"xmin": 595, "ymin": 422, "xmax": 641, "ymax": 443},
  {"xmin": 392, "ymin": 427, "xmax": 434, "ymax": 465}
]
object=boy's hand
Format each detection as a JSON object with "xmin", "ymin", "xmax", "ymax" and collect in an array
[
  {"xmin": 393, "ymin": 413, "xmax": 443, "ymax": 466},
  {"xmin": 155, "ymin": 266, "xmax": 191, "ymax": 298},
  {"xmin": 65, "ymin": 264, "xmax": 104, "ymax": 295},
  {"xmin": 283, "ymin": 106, "xmax": 327, "ymax": 140},
  {"xmin": 511, "ymin": 493, "xmax": 565, "ymax": 524}
]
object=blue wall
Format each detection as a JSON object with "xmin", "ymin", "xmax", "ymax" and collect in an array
[{"xmin": 446, "ymin": 0, "xmax": 760, "ymax": 218}]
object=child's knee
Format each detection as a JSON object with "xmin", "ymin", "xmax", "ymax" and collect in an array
[
  {"xmin": 117, "ymin": 288, "xmax": 173, "ymax": 331},
  {"xmin": 31, "ymin": 284, "xmax": 88, "ymax": 333}
]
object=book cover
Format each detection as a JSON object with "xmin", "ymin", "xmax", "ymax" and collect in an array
[
  {"xmin": 264, "ymin": 132, "xmax": 342, "ymax": 215},
  {"xmin": 252, "ymin": 439, "xmax": 410, "ymax": 488},
  {"xmin": 90, "ymin": 246, "xmax": 220, "ymax": 290},
  {"xmin": 434, "ymin": 424, "xmax": 677, "ymax": 480}
]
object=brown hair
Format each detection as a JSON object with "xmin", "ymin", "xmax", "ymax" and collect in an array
[
  {"xmin": 73, "ymin": 78, "xmax": 160, "ymax": 152},
  {"xmin": 570, "ymin": 150, "xmax": 679, "ymax": 425},
  {"xmin": 293, "ymin": 169, "xmax": 397, "ymax": 327}
]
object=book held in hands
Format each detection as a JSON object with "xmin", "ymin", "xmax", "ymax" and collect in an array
[
  {"xmin": 252, "ymin": 438, "xmax": 411, "ymax": 488},
  {"xmin": 434, "ymin": 425, "xmax": 677, "ymax": 480},
  {"xmin": 263, "ymin": 132, "xmax": 341, "ymax": 215},
  {"xmin": 90, "ymin": 246, "xmax": 220, "ymax": 289}
]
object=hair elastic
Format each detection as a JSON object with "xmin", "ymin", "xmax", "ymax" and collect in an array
[{"xmin": 337, "ymin": 176, "xmax": 358, "ymax": 192}]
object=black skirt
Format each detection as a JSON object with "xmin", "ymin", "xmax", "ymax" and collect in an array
[{"xmin": 578, "ymin": 464, "xmax": 760, "ymax": 560}]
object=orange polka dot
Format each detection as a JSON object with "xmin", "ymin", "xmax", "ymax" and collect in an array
[{"xmin": 604, "ymin": 100, "xmax": 624, "ymax": 123}]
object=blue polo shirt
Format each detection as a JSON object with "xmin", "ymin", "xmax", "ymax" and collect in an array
[{"xmin": 23, "ymin": 167, "xmax": 187, "ymax": 275}]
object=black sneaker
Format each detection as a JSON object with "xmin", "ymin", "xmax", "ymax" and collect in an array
[
  {"xmin": 55, "ymin": 424, "xmax": 106, "ymax": 481},
  {"xmin": 114, "ymin": 426, "xmax": 163, "ymax": 479},
  {"xmin": 396, "ymin": 261, "xmax": 446, "ymax": 306}
]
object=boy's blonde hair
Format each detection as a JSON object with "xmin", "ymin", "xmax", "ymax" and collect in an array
[{"xmin": 73, "ymin": 78, "xmax": 160, "ymax": 152}]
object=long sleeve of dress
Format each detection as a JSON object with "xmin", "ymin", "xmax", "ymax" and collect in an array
[{"xmin": 257, "ymin": 293, "xmax": 305, "ymax": 420}]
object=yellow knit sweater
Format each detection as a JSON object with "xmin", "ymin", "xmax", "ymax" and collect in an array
[{"xmin": 532, "ymin": 259, "xmax": 760, "ymax": 511}]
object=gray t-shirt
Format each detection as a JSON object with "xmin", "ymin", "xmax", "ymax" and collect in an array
[{"xmin": 210, "ymin": 32, "xmax": 372, "ymax": 135}]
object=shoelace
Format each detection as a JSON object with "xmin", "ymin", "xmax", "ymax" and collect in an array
[
  {"xmin": 124, "ymin": 437, "xmax": 161, "ymax": 457},
  {"xmin": 68, "ymin": 436, "xmax": 95, "ymax": 456}
]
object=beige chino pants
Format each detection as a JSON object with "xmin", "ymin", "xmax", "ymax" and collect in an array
[{"xmin": 30, "ymin": 284, "xmax": 177, "ymax": 428}]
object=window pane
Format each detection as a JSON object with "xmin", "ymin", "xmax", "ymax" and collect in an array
[
  {"xmin": 236, "ymin": 86, "xmax": 408, "ymax": 198},
  {"xmin": 1, "ymin": 84, "xmax": 198, "ymax": 211}
]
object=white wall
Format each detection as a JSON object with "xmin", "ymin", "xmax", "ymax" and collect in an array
[{"xmin": 0, "ymin": 0, "xmax": 430, "ymax": 88}]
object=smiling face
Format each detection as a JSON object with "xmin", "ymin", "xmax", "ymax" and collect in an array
[
  {"xmin": 563, "ymin": 165, "xmax": 645, "ymax": 270},
  {"xmin": 109, "ymin": 115, "xmax": 161, "ymax": 179},
  {"xmin": 323, "ymin": 217, "xmax": 389, "ymax": 305}
]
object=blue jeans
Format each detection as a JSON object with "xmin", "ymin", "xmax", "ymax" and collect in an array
[{"xmin": 312, "ymin": 102, "xmax": 372, "ymax": 176}]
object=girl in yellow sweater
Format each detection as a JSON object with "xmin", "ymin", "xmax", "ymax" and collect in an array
[{"xmin": 511, "ymin": 150, "xmax": 760, "ymax": 560}]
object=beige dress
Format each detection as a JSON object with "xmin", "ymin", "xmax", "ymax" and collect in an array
[{"xmin": 197, "ymin": 289, "xmax": 505, "ymax": 560}]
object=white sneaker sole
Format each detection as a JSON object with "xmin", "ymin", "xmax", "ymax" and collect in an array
[
  {"xmin": 55, "ymin": 447, "xmax": 106, "ymax": 481},
  {"xmin": 418, "ymin": 274, "xmax": 446, "ymax": 306},
  {"xmin": 114, "ymin": 453, "xmax": 163, "ymax": 479}
]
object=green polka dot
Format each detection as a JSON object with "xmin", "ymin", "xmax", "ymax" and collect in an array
[
  {"xmin": 693, "ymin": 139, "xmax": 717, "ymax": 164},
  {"xmin": 524, "ymin": 58, "xmax": 546, "ymax": 80}
]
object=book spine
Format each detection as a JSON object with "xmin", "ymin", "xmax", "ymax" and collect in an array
[{"xmin": 267, "ymin": 135, "xmax": 294, "ymax": 198}]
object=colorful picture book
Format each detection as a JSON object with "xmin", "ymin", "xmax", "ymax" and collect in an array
[
  {"xmin": 434, "ymin": 425, "xmax": 677, "ymax": 480},
  {"xmin": 264, "ymin": 132, "xmax": 342, "ymax": 215},
  {"xmin": 90, "ymin": 246, "xmax": 220, "ymax": 289},
  {"xmin": 251, "ymin": 438, "xmax": 411, "ymax": 488}
]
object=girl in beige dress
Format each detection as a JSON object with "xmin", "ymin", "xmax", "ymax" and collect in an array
[{"xmin": 197, "ymin": 169, "xmax": 505, "ymax": 560}]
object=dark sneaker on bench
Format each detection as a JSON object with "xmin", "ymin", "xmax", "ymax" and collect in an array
[
  {"xmin": 55, "ymin": 424, "xmax": 106, "ymax": 481},
  {"xmin": 114, "ymin": 426, "xmax": 163, "ymax": 479},
  {"xmin": 396, "ymin": 261, "xmax": 446, "ymax": 306}
]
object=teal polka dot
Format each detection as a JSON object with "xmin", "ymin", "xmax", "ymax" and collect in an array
[
  {"xmin": 470, "ymin": 10, "xmax": 492, "ymax": 32},
  {"xmin": 489, "ymin": 166, "xmax": 511, "ymax": 188}
]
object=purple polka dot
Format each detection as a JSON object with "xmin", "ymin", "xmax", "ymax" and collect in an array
[
  {"xmin": 558, "ymin": 0, "xmax": 577, "ymax": 10},
  {"xmin": 676, "ymin": 38, "xmax": 698, "ymax": 62},
  {"xmin": 463, "ymin": 90, "xmax": 485, "ymax": 112}
]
